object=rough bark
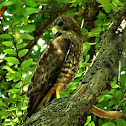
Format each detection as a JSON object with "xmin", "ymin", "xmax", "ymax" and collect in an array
[{"xmin": 22, "ymin": 9, "xmax": 126, "ymax": 126}]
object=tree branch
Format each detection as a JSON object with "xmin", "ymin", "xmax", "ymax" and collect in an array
[{"xmin": 90, "ymin": 105, "xmax": 126, "ymax": 120}]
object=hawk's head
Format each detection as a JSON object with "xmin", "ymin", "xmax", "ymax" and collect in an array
[{"xmin": 52, "ymin": 15, "xmax": 82, "ymax": 37}]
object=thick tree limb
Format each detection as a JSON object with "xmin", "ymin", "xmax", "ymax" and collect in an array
[{"xmin": 22, "ymin": 8, "xmax": 126, "ymax": 125}]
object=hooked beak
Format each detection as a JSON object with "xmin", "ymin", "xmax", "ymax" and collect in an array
[{"xmin": 52, "ymin": 26, "xmax": 60, "ymax": 36}]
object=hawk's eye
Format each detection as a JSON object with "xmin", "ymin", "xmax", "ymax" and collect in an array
[{"xmin": 58, "ymin": 21, "xmax": 64, "ymax": 26}]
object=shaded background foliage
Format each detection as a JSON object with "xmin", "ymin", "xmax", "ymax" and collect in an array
[{"xmin": 0, "ymin": 0, "xmax": 126, "ymax": 125}]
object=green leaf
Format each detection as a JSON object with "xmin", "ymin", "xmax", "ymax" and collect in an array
[
  {"xmin": 2, "ymin": 121, "xmax": 12, "ymax": 126},
  {"xmin": 17, "ymin": 111, "xmax": 22, "ymax": 116},
  {"xmin": 88, "ymin": 27, "xmax": 102, "ymax": 37},
  {"xmin": 18, "ymin": 49, "xmax": 28, "ymax": 58},
  {"xmin": 84, "ymin": 116, "xmax": 91, "ymax": 125},
  {"xmin": 81, "ymin": 28, "xmax": 88, "ymax": 35},
  {"xmin": 23, "ymin": 0, "xmax": 38, "ymax": 7},
  {"xmin": 6, "ymin": 71, "xmax": 21, "ymax": 82},
  {"xmin": 2, "ymin": 41, "xmax": 13, "ymax": 47},
  {"xmin": 80, "ymin": 62, "xmax": 90, "ymax": 68},
  {"xmin": 21, "ymin": 106, "xmax": 27, "ymax": 110},
  {"xmin": 8, "ymin": 89, "xmax": 20, "ymax": 93},
  {"xmin": 5, "ymin": 57, "xmax": 19, "ymax": 65},
  {"xmin": 22, "ymin": 7, "xmax": 39, "ymax": 16},
  {"xmin": 97, "ymin": 95, "xmax": 104, "ymax": 102},
  {"xmin": 104, "ymin": 95, "xmax": 113, "ymax": 100},
  {"xmin": 111, "ymin": 83, "xmax": 119, "ymax": 88},
  {"xmin": 4, "ymin": 49, "xmax": 16, "ymax": 55},
  {"xmin": 111, "ymin": 4, "xmax": 119, "ymax": 12},
  {"xmin": 13, "ymin": 71, "xmax": 21, "ymax": 82},
  {"xmin": 112, "ymin": 0, "xmax": 124, "ymax": 7},
  {"xmin": 0, "ymin": 34, "xmax": 11, "ymax": 39},
  {"xmin": 0, "ymin": 1, "xmax": 15, "ymax": 8},
  {"xmin": 20, "ymin": 33, "xmax": 34, "ymax": 40},
  {"xmin": 103, "ymin": 3, "xmax": 112, "ymax": 13},
  {"xmin": 2, "ymin": 66, "xmax": 15, "ymax": 73},
  {"xmin": 18, "ymin": 24, "xmax": 35, "ymax": 33},
  {"xmin": 88, "ymin": 121, "xmax": 95, "ymax": 126},
  {"xmin": 108, "ymin": 99, "xmax": 116, "ymax": 107},
  {"xmin": 6, "ymin": 72, "xmax": 15, "ymax": 81},
  {"xmin": 7, "ymin": 107, "xmax": 18, "ymax": 111},
  {"xmin": 102, "ymin": 122, "xmax": 116, "ymax": 126},
  {"xmin": 115, "ymin": 90, "xmax": 122, "ymax": 98},
  {"xmin": 83, "ymin": 43, "xmax": 91, "ymax": 55},
  {"xmin": 115, "ymin": 118, "xmax": 126, "ymax": 126},
  {"xmin": 23, "ymin": 74, "xmax": 32, "ymax": 83},
  {"xmin": 21, "ymin": 59, "xmax": 33, "ymax": 68},
  {"xmin": 96, "ymin": 0, "xmax": 104, "ymax": 4},
  {"xmin": 85, "ymin": 55, "xmax": 90, "ymax": 63},
  {"xmin": 98, "ymin": 12, "xmax": 106, "ymax": 19},
  {"xmin": 16, "ymin": 43, "xmax": 27, "ymax": 50},
  {"xmin": 12, "ymin": 117, "xmax": 19, "ymax": 123}
]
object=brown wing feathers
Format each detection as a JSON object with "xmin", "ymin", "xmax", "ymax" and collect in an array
[{"xmin": 27, "ymin": 36, "xmax": 71, "ymax": 117}]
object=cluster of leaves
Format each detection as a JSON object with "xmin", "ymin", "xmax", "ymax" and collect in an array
[
  {"xmin": 96, "ymin": 0, "xmax": 124, "ymax": 13},
  {"xmin": 94, "ymin": 67, "xmax": 126, "ymax": 126},
  {"xmin": 0, "ymin": 0, "xmax": 44, "ymax": 125}
]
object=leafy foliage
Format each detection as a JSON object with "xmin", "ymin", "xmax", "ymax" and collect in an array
[{"xmin": 0, "ymin": 0, "xmax": 125, "ymax": 125}]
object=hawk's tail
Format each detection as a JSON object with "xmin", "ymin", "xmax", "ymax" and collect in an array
[{"xmin": 27, "ymin": 92, "xmax": 53, "ymax": 117}]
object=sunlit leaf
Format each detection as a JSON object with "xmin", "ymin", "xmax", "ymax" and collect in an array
[
  {"xmin": 16, "ymin": 43, "xmax": 27, "ymax": 50},
  {"xmin": 85, "ymin": 55, "xmax": 90, "ymax": 63},
  {"xmin": 4, "ymin": 49, "xmax": 16, "ymax": 55},
  {"xmin": 84, "ymin": 116, "xmax": 91, "ymax": 125},
  {"xmin": 20, "ymin": 33, "xmax": 34, "ymax": 40},
  {"xmin": 2, "ymin": 66, "xmax": 15, "ymax": 73},
  {"xmin": 102, "ymin": 122, "xmax": 116, "ymax": 126},
  {"xmin": 2, "ymin": 121, "xmax": 12, "ymax": 126},
  {"xmin": 12, "ymin": 117, "xmax": 19, "ymax": 122},
  {"xmin": 111, "ymin": 83, "xmax": 119, "ymax": 88},
  {"xmin": 8, "ymin": 89, "xmax": 20, "ymax": 93},
  {"xmin": 2, "ymin": 41, "xmax": 13, "ymax": 47},
  {"xmin": 0, "ymin": 1, "xmax": 15, "ymax": 8},
  {"xmin": 22, "ymin": 7, "xmax": 39, "ymax": 15},
  {"xmin": 21, "ymin": 59, "xmax": 33, "ymax": 68},
  {"xmin": 88, "ymin": 121, "xmax": 95, "ymax": 126},
  {"xmin": 112, "ymin": 0, "xmax": 124, "ymax": 7},
  {"xmin": 103, "ymin": 3, "xmax": 112, "ymax": 13},
  {"xmin": 97, "ymin": 95, "xmax": 104, "ymax": 102},
  {"xmin": 13, "ymin": 71, "xmax": 21, "ymax": 82},
  {"xmin": 18, "ymin": 24, "xmax": 35, "ymax": 33},
  {"xmin": 21, "ymin": 106, "xmax": 27, "ymax": 110},
  {"xmin": 0, "ymin": 34, "xmax": 11, "ymax": 39},
  {"xmin": 111, "ymin": 4, "xmax": 118, "ymax": 12},
  {"xmin": 7, "ymin": 107, "xmax": 18, "ymax": 111},
  {"xmin": 5, "ymin": 57, "xmax": 19, "ymax": 65},
  {"xmin": 104, "ymin": 95, "xmax": 113, "ymax": 100},
  {"xmin": 23, "ymin": 0, "xmax": 38, "ymax": 7},
  {"xmin": 18, "ymin": 49, "xmax": 28, "ymax": 58}
]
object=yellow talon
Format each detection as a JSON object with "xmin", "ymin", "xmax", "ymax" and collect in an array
[
  {"xmin": 56, "ymin": 87, "xmax": 60, "ymax": 99},
  {"xmin": 56, "ymin": 89, "xmax": 60, "ymax": 99}
]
